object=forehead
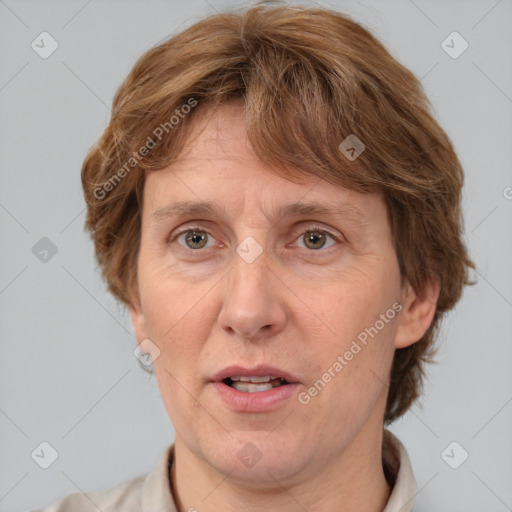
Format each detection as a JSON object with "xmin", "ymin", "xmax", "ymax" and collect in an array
[
  {"xmin": 143, "ymin": 102, "xmax": 385, "ymax": 225},
  {"xmin": 173, "ymin": 102, "xmax": 267, "ymax": 166}
]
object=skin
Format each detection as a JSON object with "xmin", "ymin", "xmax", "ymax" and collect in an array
[{"xmin": 130, "ymin": 102, "xmax": 439, "ymax": 512}]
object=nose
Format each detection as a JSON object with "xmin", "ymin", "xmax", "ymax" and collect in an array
[{"xmin": 217, "ymin": 250, "xmax": 287, "ymax": 342}]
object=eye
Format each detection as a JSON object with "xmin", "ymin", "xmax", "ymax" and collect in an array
[
  {"xmin": 175, "ymin": 228, "xmax": 216, "ymax": 250},
  {"xmin": 293, "ymin": 228, "xmax": 338, "ymax": 250},
  {"xmin": 170, "ymin": 226, "xmax": 339, "ymax": 252}
]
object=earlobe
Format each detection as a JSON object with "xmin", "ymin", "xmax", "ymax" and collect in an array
[
  {"xmin": 394, "ymin": 276, "xmax": 440, "ymax": 349},
  {"xmin": 129, "ymin": 300, "xmax": 148, "ymax": 345}
]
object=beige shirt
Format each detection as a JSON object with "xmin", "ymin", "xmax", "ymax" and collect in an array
[{"xmin": 34, "ymin": 430, "xmax": 416, "ymax": 512}]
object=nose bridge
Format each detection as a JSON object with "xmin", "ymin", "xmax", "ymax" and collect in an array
[
  {"xmin": 231, "ymin": 254, "xmax": 266, "ymax": 298},
  {"xmin": 218, "ymin": 244, "xmax": 286, "ymax": 340}
]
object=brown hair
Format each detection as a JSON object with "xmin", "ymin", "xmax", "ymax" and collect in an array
[{"xmin": 81, "ymin": 3, "xmax": 474, "ymax": 423}]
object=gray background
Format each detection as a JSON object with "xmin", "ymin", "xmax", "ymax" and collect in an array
[{"xmin": 1, "ymin": 0, "xmax": 511, "ymax": 510}]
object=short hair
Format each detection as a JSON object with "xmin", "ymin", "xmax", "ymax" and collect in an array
[{"xmin": 81, "ymin": 4, "xmax": 475, "ymax": 423}]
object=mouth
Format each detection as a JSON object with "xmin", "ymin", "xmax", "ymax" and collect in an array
[
  {"xmin": 210, "ymin": 366, "xmax": 302, "ymax": 413},
  {"xmin": 223, "ymin": 375, "xmax": 289, "ymax": 393},
  {"xmin": 210, "ymin": 365, "xmax": 300, "ymax": 411}
]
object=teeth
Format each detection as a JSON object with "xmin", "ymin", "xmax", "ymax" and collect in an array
[
  {"xmin": 230, "ymin": 375, "xmax": 278, "ymax": 383},
  {"xmin": 232, "ymin": 382, "xmax": 274, "ymax": 392},
  {"xmin": 228, "ymin": 377, "xmax": 286, "ymax": 393}
]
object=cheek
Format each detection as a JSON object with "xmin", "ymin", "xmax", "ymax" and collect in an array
[
  {"xmin": 301, "ymin": 335, "xmax": 395, "ymax": 444},
  {"xmin": 140, "ymin": 252, "xmax": 204, "ymax": 328},
  {"xmin": 143, "ymin": 279, "xmax": 215, "ymax": 431},
  {"xmin": 299, "ymin": 264, "xmax": 399, "ymax": 411},
  {"xmin": 315, "ymin": 264, "xmax": 400, "ymax": 343},
  {"xmin": 138, "ymin": 269, "xmax": 213, "ymax": 377}
]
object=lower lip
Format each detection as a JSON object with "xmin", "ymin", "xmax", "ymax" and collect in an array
[{"xmin": 211, "ymin": 381, "xmax": 301, "ymax": 412}]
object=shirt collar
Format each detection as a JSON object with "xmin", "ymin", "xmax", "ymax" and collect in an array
[
  {"xmin": 382, "ymin": 430, "xmax": 417, "ymax": 512},
  {"xmin": 141, "ymin": 429, "xmax": 417, "ymax": 512},
  {"xmin": 141, "ymin": 443, "xmax": 177, "ymax": 512}
]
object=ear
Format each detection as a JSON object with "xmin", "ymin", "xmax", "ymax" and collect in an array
[
  {"xmin": 394, "ymin": 276, "xmax": 440, "ymax": 349},
  {"xmin": 129, "ymin": 298, "xmax": 149, "ymax": 346}
]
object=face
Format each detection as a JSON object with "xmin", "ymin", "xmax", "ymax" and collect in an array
[{"xmin": 130, "ymin": 103, "xmax": 427, "ymax": 486}]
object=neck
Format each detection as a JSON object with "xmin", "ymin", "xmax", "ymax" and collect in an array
[{"xmin": 170, "ymin": 421, "xmax": 391, "ymax": 512}]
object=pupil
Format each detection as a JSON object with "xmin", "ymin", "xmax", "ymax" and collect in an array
[
  {"xmin": 186, "ymin": 230, "xmax": 207, "ymax": 249},
  {"xmin": 305, "ymin": 231, "xmax": 325, "ymax": 249}
]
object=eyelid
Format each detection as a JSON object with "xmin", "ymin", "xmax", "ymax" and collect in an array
[
  {"xmin": 292, "ymin": 224, "xmax": 341, "ymax": 241},
  {"xmin": 168, "ymin": 224, "xmax": 211, "ymax": 242}
]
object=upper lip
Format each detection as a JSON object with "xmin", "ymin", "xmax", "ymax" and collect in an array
[{"xmin": 211, "ymin": 365, "xmax": 301, "ymax": 384}]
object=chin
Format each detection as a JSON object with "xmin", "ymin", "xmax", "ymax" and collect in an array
[{"xmin": 202, "ymin": 431, "xmax": 312, "ymax": 487}]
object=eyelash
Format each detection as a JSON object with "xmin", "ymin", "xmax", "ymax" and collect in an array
[{"xmin": 169, "ymin": 224, "xmax": 341, "ymax": 252}]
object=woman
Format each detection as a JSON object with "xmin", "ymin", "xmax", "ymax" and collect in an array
[{"xmin": 36, "ymin": 3, "xmax": 473, "ymax": 511}]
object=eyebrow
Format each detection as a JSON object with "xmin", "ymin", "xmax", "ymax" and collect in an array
[{"xmin": 150, "ymin": 200, "xmax": 367, "ymax": 225}]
